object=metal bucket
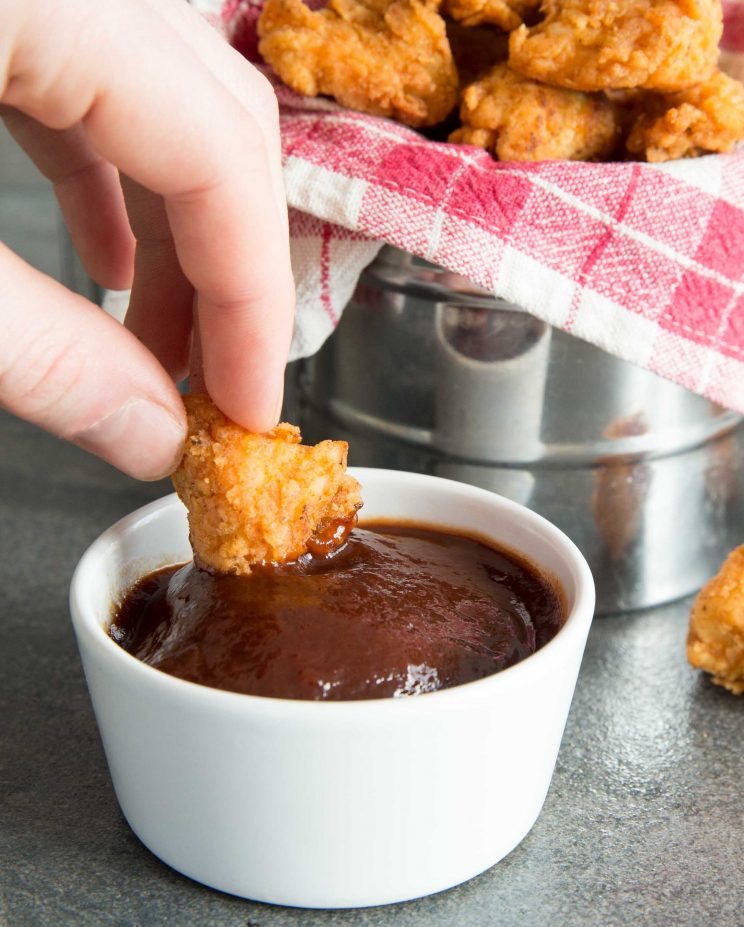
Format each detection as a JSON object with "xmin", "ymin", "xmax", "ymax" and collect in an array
[{"xmin": 292, "ymin": 247, "xmax": 744, "ymax": 613}]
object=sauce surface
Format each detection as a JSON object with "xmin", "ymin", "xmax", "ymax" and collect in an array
[{"xmin": 110, "ymin": 523, "xmax": 564, "ymax": 701}]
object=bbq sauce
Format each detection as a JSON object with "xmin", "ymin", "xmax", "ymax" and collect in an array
[{"xmin": 109, "ymin": 523, "xmax": 564, "ymax": 701}]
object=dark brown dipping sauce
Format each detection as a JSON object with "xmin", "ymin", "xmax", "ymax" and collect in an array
[{"xmin": 110, "ymin": 524, "xmax": 564, "ymax": 701}]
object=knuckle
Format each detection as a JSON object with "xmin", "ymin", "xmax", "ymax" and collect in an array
[{"xmin": 0, "ymin": 332, "xmax": 85, "ymax": 430}]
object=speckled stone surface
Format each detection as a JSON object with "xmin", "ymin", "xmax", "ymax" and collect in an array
[{"xmin": 1, "ymin": 409, "xmax": 743, "ymax": 927}]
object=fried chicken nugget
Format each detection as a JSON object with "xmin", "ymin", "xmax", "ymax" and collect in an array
[
  {"xmin": 626, "ymin": 69, "xmax": 744, "ymax": 161},
  {"xmin": 172, "ymin": 395, "xmax": 362, "ymax": 575},
  {"xmin": 258, "ymin": 0, "xmax": 457, "ymax": 127},
  {"xmin": 443, "ymin": 0, "xmax": 539, "ymax": 30},
  {"xmin": 449, "ymin": 63, "xmax": 620, "ymax": 160},
  {"xmin": 688, "ymin": 545, "xmax": 744, "ymax": 694},
  {"xmin": 509, "ymin": 0, "xmax": 722, "ymax": 92}
]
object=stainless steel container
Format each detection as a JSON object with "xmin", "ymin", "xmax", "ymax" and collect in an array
[{"xmin": 293, "ymin": 247, "xmax": 744, "ymax": 613}]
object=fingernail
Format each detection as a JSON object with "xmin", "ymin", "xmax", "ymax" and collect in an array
[{"xmin": 73, "ymin": 399, "xmax": 186, "ymax": 481}]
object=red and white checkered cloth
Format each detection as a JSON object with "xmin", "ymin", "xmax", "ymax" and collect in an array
[{"xmin": 217, "ymin": 0, "xmax": 744, "ymax": 412}]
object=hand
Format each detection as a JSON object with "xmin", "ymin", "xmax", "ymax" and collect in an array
[{"xmin": 0, "ymin": 0, "xmax": 295, "ymax": 479}]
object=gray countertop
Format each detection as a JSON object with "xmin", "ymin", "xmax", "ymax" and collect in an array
[{"xmin": 2, "ymin": 408, "xmax": 743, "ymax": 927}]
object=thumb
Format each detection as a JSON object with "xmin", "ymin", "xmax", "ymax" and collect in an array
[{"xmin": 0, "ymin": 244, "xmax": 186, "ymax": 480}]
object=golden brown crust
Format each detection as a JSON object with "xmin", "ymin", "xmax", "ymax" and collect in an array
[
  {"xmin": 688, "ymin": 545, "xmax": 744, "ymax": 695},
  {"xmin": 625, "ymin": 69, "xmax": 744, "ymax": 161},
  {"xmin": 508, "ymin": 0, "xmax": 722, "ymax": 92},
  {"xmin": 443, "ymin": 0, "xmax": 539, "ymax": 31},
  {"xmin": 449, "ymin": 63, "xmax": 620, "ymax": 160},
  {"xmin": 171, "ymin": 395, "xmax": 362, "ymax": 575},
  {"xmin": 258, "ymin": 0, "xmax": 734, "ymax": 165},
  {"xmin": 258, "ymin": 0, "xmax": 457, "ymax": 127}
]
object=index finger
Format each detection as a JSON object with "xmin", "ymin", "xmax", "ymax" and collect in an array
[{"xmin": 3, "ymin": 0, "xmax": 294, "ymax": 430}]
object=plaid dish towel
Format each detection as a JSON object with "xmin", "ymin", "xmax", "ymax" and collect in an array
[{"xmin": 207, "ymin": 0, "xmax": 744, "ymax": 413}]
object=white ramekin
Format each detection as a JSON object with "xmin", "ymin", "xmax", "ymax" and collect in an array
[{"xmin": 69, "ymin": 468, "xmax": 595, "ymax": 908}]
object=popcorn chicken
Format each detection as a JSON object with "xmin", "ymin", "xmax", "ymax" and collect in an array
[
  {"xmin": 688, "ymin": 545, "xmax": 744, "ymax": 695},
  {"xmin": 258, "ymin": 0, "xmax": 457, "ymax": 127},
  {"xmin": 172, "ymin": 395, "xmax": 362, "ymax": 575},
  {"xmin": 449, "ymin": 63, "xmax": 620, "ymax": 161},
  {"xmin": 626, "ymin": 69, "xmax": 744, "ymax": 162},
  {"xmin": 508, "ymin": 0, "xmax": 722, "ymax": 93}
]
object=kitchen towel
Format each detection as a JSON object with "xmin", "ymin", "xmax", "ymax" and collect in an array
[{"xmin": 210, "ymin": 0, "xmax": 744, "ymax": 413}]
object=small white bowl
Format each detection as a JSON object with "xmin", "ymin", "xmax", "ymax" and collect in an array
[{"xmin": 69, "ymin": 469, "xmax": 595, "ymax": 908}]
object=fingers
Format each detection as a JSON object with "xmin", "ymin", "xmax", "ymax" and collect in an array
[
  {"xmin": 0, "ymin": 243, "xmax": 186, "ymax": 480},
  {"xmin": 4, "ymin": 0, "xmax": 295, "ymax": 432},
  {"xmin": 141, "ymin": 0, "xmax": 288, "ymax": 236},
  {"xmin": 1, "ymin": 109, "xmax": 135, "ymax": 290},
  {"xmin": 121, "ymin": 176, "xmax": 194, "ymax": 383},
  {"xmin": 140, "ymin": 0, "xmax": 292, "ymax": 410}
]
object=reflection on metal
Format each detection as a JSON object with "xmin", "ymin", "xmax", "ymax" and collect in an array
[{"xmin": 293, "ymin": 246, "xmax": 744, "ymax": 614}]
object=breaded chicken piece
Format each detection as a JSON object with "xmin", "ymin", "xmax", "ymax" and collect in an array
[
  {"xmin": 445, "ymin": 20, "xmax": 509, "ymax": 85},
  {"xmin": 688, "ymin": 545, "xmax": 744, "ymax": 694},
  {"xmin": 258, "ymin": 0, "xmax": 457, "ymax": 127},
  {"xmin": 443, "ymin": 0, "xmax": 539, "ymax": 30},
  {"xmin": 626, "ymin": 69, "xmax": 744, "ymax": 161},
  {"xmin": 509, "ymin": 0, "xmax": 722, "ymax": 92},
  {"xmin": 449, "ymin": 63, "xmax": 620, "ymax": 160},
  {"xmin": 172, "ymin": 395, "xmax": 362, "ymax": 575}
]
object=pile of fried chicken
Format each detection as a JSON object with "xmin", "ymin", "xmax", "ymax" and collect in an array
[{"xmin": 257, "ymin": 0, "xmax": 744, "ymax": 162}]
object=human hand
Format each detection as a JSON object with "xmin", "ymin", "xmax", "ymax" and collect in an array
[{"xmin": 0, "ymin": 0, "xmax": 294, "ymax": 479}]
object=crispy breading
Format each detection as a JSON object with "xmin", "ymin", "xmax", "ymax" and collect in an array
[
  {"xmin": 508, "ymin": 0, "xmax": 722, "ymax": 92},
  {"xmin": 443, "ymin": 0, "xmax": 539, "ymax": 30},
  {"xmin": 449, "ymin": 63, "xmax": 620, "ymax": 160},
  {"xmin": 626, "ymin": 69, "xmax": 744, "ymax": 161},
  {"xmin": 258, "ymin": 0, "xmax": 457, "ymax": 127},
  {"xmin": 688, "ymin": 545, "xmax": 744, "ymax": 694},
  {"xmin": 172, "ymin": 395, "xmax": 362, "ymax": 575}
]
